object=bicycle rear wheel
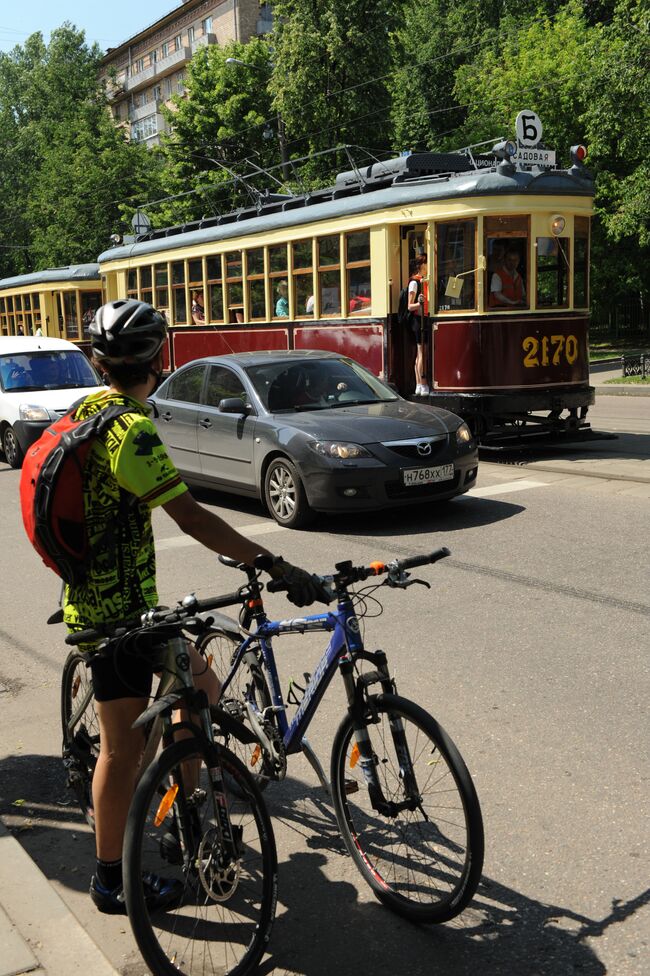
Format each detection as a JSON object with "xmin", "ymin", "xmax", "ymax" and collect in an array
[
  {"xmin": 331, "ymin": 693, "xmax": 483, "ymax": 923},
  {"xmin": 61, "ymin": 650, "xmax": 99, "ymax": 828},
  {"xmin": 198, "ymin": 629, "xmax": 273, "ymax": 790},
  {"xmin": 124, "ymin": 737, "xmax": 277, "ymax": 976}
]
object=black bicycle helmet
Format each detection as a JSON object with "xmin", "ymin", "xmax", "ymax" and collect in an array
[{"xmin": 89, "ymin": 299, "xmax": 167, "ymax": 363}]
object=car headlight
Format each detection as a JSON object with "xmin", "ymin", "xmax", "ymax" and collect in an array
[
  {"xmin": 310, "ymin": 440, "xmax": 372, "ymax": 459},
  {"xmin": 455, "ymin": 422, "xmax": 473, "ymax": 445},
  {"xmin": 19, "ymin": 404, "xmax": 50, "ymax": 422}
]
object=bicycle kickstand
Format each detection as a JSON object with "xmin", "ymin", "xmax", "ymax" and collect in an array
[{"xmin": 300, "ymin": 737, "xmax": 331, "ymax": 796}]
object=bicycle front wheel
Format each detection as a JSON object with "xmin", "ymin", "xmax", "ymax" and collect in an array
[
  {"xmin": 331, "ymin": 693, "xmax": 483, "ymax": 923},
  {"xmin": 198, "ymin": 629, "xmax": 273, "ymax": 790},
  {"xmin": 124, "ymin": 737, "xmax": 277, "ymax": 976},
  {"xmin": 60, "ymin": 650, "xmax": 99, "ymax": 829}
]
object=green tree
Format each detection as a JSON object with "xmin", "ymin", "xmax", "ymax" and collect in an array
[
  {"xmin": 269, "ymin": 0, "xmax": 400, "ymax": 184},
  {"xmin": 0, "ymin": 25, "xmax": 158, "ymax": 275},
  {"xmin": 154, "ymin": 38, "xmax": 279, "ymax": 226}
]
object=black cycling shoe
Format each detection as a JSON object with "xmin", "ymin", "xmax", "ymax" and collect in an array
[{"xmin": 90, "ymin": 872, "xmax": 184, "ymax": 915}]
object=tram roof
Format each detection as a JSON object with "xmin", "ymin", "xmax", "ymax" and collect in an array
[
  {"xmin": 0, "ymin": 264, "xmax": 101, "ymax": 292},
  {"xmin": 99, "ymin": 159, "xmax": 594, "ymax": 264}
]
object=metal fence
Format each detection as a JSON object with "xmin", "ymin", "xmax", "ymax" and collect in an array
[
  {"xmin": 622, "ymin": 354, "xmax": 650, "ymax": 379},
  {"xmin": 591, "ymin": 298, "xmax": 650, "ymax": 339}
]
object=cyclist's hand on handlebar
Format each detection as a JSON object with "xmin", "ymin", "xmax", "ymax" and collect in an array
[{"xmin": 268, "ymin": 557, "xmax": 332, "ymax": 607}]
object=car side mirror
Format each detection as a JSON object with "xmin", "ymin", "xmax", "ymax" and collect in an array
[{"xmin": 218, "ymin": 397, "xmax": 249, "ymax": 414}]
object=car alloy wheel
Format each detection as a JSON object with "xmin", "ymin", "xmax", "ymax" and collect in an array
[
  {"xmin": 2, "ymin": 426, "xmax": 24, "ymax": 469},
  {"xmin": 263, "ymin": 457, "xmax": 313, "ymax": 529}
]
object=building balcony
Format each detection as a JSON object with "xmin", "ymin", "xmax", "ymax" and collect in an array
[
  {"xmin": 129, "ymin": 99, "xmax": 164, "ymax": 122},
  {"xmin": 191, "ymin": 33, "xmax": 217, "ymax": 52},
  {"xmin": 124, "ymin": 47, "xmax": 192, "ymax": 91}
]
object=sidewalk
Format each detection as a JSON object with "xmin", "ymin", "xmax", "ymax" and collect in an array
[
  {"xmin": 0, "ymin": 820, "xmax": 118, "ymax": 976},
  {"xmin": 591, "ymin": 359, "xmax": 650, "ymax": 396}
]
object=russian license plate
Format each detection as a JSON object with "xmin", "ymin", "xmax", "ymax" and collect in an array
[{"xmin": 402, "ymin": 463, "xmax": 454, "ymax": 486}]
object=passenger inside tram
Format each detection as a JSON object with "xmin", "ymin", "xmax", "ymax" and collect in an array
[{"xmin": 489, "ymin": 243, "xmax": 528, "ymax": 308}]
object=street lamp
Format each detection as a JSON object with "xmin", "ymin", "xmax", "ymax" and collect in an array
[{"xmin": 225, "ymin": 57, "xmax": 290, "ymax": 181}]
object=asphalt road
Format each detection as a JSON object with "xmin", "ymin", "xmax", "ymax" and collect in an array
[{"xmin": 0, "ymin": 394, "xmax": 648, "ymax": 976}]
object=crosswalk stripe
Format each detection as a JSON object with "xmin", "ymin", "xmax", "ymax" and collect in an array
[
  {"xmin": 157, "ymin": 520, "xmax": 284, "ymax": 551},
  {"xmin": 467, "ymin": 478, "xmax": 549, "ymax": 497}
]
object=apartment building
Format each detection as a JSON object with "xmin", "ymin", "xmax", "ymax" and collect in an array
[{"xmin": 100, "ymin": 1, "xmax": 272, "ymax": 146}]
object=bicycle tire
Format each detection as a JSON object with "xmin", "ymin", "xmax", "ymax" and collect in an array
[
  {"xmin": 60, "ymin": 650, "xmax": 99, "ymax": 829},
  {"xmin": 197, "ymin": 629, "xmax": 273, "ymax": 790},
  {"xmin": 124, "ymin": 737, "xmax": 277, "ymax": 976},
  {"xmin": 330, "ymin": 692, "xmax": 483, "ymax": 923}
]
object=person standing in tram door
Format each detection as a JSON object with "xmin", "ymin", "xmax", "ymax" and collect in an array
[
  {"xmin": 407, "ymin": 254, "xmax": 429, "ymax": 395},
  {"xmin": 489, "ymin": 246, "xmax": 526, "ymax": 307}
]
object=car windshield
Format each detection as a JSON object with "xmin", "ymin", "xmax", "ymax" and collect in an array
[
  {"xmin": 0, "ymin": 351, "xmax": 100, "ymax": 393},
  {"xmin": 246, "ymin": 358, "xmax": 399, "ymax": 413}
]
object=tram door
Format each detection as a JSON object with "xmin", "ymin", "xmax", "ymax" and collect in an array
[{"xmin": 398, "ymin": 226, "xmax": 429, "ymax": 396}]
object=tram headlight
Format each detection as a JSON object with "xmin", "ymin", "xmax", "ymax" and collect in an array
[
  {"xmin": 455, "ymin": 422, "xmax": 473, "ymax": 445},
  {"xmin": 570, "ymin": 145, "xmax": 587, "ymax": 165},
  {"xmin": 310, "ymin": 440, "xmax": 372, "ymax": 460},
  {"xmin": 550, "ymin": 215, "xmax": 566, "ymax": 236}
]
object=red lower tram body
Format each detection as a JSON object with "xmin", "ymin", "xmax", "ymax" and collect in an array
[{"xmin": 162, "ymin": 313, "xmax": 594, "ymax": 444}]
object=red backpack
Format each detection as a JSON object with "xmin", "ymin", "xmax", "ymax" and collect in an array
[{"xmin": 20, "ymin": 403, "xmax": 132, "ymax": 585}]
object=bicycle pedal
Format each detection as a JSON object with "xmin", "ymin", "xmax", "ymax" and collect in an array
[
  {"xmin": 160, "ymin": 831, "xmax": 183, "ymax": 865},
  {"xmin": 344, "ymin": 778, "xmax": 359, "ymax": 795}
]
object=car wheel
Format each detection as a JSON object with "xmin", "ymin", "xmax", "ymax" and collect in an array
[
  {"xmin": 264, "ymin": 457, "xmax": 314, "ymax": 529},
  {"xmin": 2, "ymin": 425, "xmax": 24, "ymax": 469}
]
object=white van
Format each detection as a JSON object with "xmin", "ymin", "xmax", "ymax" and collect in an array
[{"xmin": 0, "ymin": 336, "xmax": 104, "ymax": 468}]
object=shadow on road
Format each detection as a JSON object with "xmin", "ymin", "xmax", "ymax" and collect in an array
[{"xmin": 2, "ymin": 755, "xmax": 647, "ymax": 976}]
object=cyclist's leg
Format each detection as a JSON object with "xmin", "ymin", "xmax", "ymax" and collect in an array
[{"xmin": 93, "ymin": 697, "xmax": 147, "ymax": 861}]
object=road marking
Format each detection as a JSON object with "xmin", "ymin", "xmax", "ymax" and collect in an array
[
  {"xmin": 467, "ymin": 478, "xmax": 549, "ymax": 498},
  {"xmin": 157, "ymin": 520, "xmax": 284, "ymax": 551}
]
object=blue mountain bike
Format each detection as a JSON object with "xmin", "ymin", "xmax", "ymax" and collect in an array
[{"xmin": 198, "ymin": 547, "xmax": 484, "ymax": 923}]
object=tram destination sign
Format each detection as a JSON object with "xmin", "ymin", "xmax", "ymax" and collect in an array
[{"xmin": 512, "ymin": 146, "xmax": 556, "ymax": 167}]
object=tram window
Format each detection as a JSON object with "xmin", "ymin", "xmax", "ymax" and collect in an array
[
  {"xmin": 127, "ymin": 269, "xmax": 138, "ymax": 301},
  {"xmin": 32, "ymin": 293, "xmax": 42, "ymax": 334},
  {"xmin": 318, "ymin": 236, "xmax": 341, "ymax": 316},
  {"xmin": 247, "ymin": 248, "xmax": 267, "ymax": 320},
  {"xmin": 485, "ymin": 216, "xmax": 529, "ymax": 310},
  {"xmin": 140, "ymin": 266, "xmax": 153, "ymax": 306},
  {"xmin": 536, "ymin": 238, "xmax": 569, "ymax": 308},
  {"xmin": 292, "ymin": 239, "xmax": 314, "ymax": 318},
  {"xmin": 269, "ymin": 245, "xmax": 287, "ymax": 274},
  {"xmin": 81, "ymin": 291, "xmax": 101, "ymax": 336},
  {"xmin": 155, "ymin": 264, "xmax": 169, "ymax": 309},
  {"xmin": 574, "ymin": 216, "xmax": 590, "ymax": 308},
  {"xmin": 346, "ymin": 231, "xmax": 371, "ymax": 316},
  {"xmin": 171, "ymin": 261, "xmax": 187, "ymax": 324},
  {"xmin": 206, "ymin": 256, "xmax": 224, "ymax": 322},
  {"xmin": 188, "ymin": 259, "xmax": 205, "ymax": 324},
  {"xmin": 435, "ymin": 220, "xmax": 476, "ymax": 312},
  {"xmin": 226, "ymin": 250, "xmax": 243, "ymax": 323},
  {"xmin": 0, "ymin": 297, "xmax": 6, "ymax": 335},
  {"xmin": 63, "ymin": 292, "xmax": 79, "ymax": 339}
]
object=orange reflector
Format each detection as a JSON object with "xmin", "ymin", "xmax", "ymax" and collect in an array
[
  {"xmin": 154, "ymin": 784, "xmax": 178, "ymax": 827},
  {"xmin": 250, "ymin": 744, "xmax": 261, "ymax": 767},
  {"xmin": 247, "ymin": 598, "xmax": 263, "ymax": 608},
  {"xmin": 72, "ymin": 676, "xmax": 81, "ymax": 699},
  {"xmin": 368, "ymin": 561, "xmax": 385, "ymax": 575},
  {"xmin": 207, "ymin": 654, "xmax": 213, "ymax": 668},
  {"xmin": 350, "ymin": 742, "xmax": 360, "ymax": 768}
]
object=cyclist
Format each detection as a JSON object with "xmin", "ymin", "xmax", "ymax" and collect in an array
[{"xmin": 66, "ymin": 298, "xmax": 327, "ymax": 915}]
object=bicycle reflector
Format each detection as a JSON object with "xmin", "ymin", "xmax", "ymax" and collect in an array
[
  {"xmin": 368, "ymin": 561, "xmax": 386, "ymax": 575},
  {"xmin": 154, "ymin": 784, "xmax": 179, "ymax": 827},
  {"xmin": 350, "ymin": 742, "xmax": 360, "ymax": 768}
]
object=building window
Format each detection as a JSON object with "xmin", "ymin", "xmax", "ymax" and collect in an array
[
  {"xmin": 164, "ymin": 78, "xmax": 172, "ymax": 98},
  {"xmin": 435, "ymin": 220, "xmax": 476, "ymax": 312},
  {"xmin": 187, "ymin": 26, "xmax": 195, "ymax": 44},
  {"xmin": 135, "ymin": 57, "xmax": 144, "ymax": 74},
  {"xmin": 345, "ymin": 230, "xmax": 371, "ymax": 315},
  {"xmin": 161, "ymin": 41, "xmax": 169, "ymax": 58},
  {"xmin": 202, "ymin": 16, "xmax": 213, "ymax": 34},
  {"xmin": 174, "ymin": 34, "xmax": 182, "ymax": 51},
  {"xmin": 149, "ymin": 50, "xmax": 156, "ymax": 66},
  {"xmin": 318, "ymin": 235, "xmax": 341, "ymax": 316},
  {"xmin": 152, "ymin": 85, "xmax": 161, "ymax": 102},
  {"xmin": 131, "ymin": 114, "xmax": 158, "ymax": 141}
]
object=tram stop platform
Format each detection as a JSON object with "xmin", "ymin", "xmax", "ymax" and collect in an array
[{"xmin": 0, "ymin": 819, "xmax": 118, "ymax": 976}]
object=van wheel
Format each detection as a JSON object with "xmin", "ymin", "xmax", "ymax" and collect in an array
[
  {"xmin": 2, "ymin": 426, "xmax": 24, "ymax": 468},
  {"xmin": 264, "ymin": 457, "xmax": 314, "ymax": 529}
]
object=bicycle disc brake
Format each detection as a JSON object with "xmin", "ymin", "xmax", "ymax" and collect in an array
[{"xmin": 196, "ymin": 825, "xmax": 242, "ymax": 902}]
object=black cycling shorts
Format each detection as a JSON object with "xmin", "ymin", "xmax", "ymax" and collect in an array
[{"xmin": 90, "ymin": 650, "xmax": 154, "ymax": 703}]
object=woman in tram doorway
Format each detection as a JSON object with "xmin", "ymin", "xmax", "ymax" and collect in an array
[{"xmin": 407, "ymin": 254, "xmax": 429, "ymax": 395}]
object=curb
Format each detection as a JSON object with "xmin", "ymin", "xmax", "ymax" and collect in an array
[
  {"xmin": 0, "ymin": 820, "xmax": 119, "ymax": 976},
  {"xmin": 594, "ymin": 385, "xmax": 650, "ymax": 397}
]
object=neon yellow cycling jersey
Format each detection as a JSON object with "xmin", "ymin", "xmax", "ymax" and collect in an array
[{"xmin": 63, "ymin": 390, "xmax": 187, "ymax": 631}]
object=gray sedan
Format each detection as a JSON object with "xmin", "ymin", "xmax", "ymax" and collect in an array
[{"xmin": 149, "ymin": 350, "xmax": 478, "ymax": 528}]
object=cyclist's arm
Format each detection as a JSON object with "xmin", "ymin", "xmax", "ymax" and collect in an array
[{"xmin": 162, "ymin": 491, "xmax": 273, "ymax": 566}]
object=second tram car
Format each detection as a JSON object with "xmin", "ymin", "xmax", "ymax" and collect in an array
[{"xmin": 0, "ymin": 265, "xmax": 103, "ymax": 346}]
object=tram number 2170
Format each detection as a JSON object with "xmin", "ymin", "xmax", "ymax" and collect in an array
[{"xmin": 522, "ymin": 334, "xmax": 579, "ymax": 368}]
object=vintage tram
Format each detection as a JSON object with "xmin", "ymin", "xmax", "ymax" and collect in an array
[{"xmin": 0, "ymin": 264, "xmax": 103, "ymax": 343}]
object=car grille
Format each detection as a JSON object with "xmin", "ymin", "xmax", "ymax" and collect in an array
[
  {"xmin": 381, "ymin": 437, "xmax": 448, "ymax": 461},
  {"xmin": 385, "ymin": 471, "xmax": 461, "ymax": 499}
]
